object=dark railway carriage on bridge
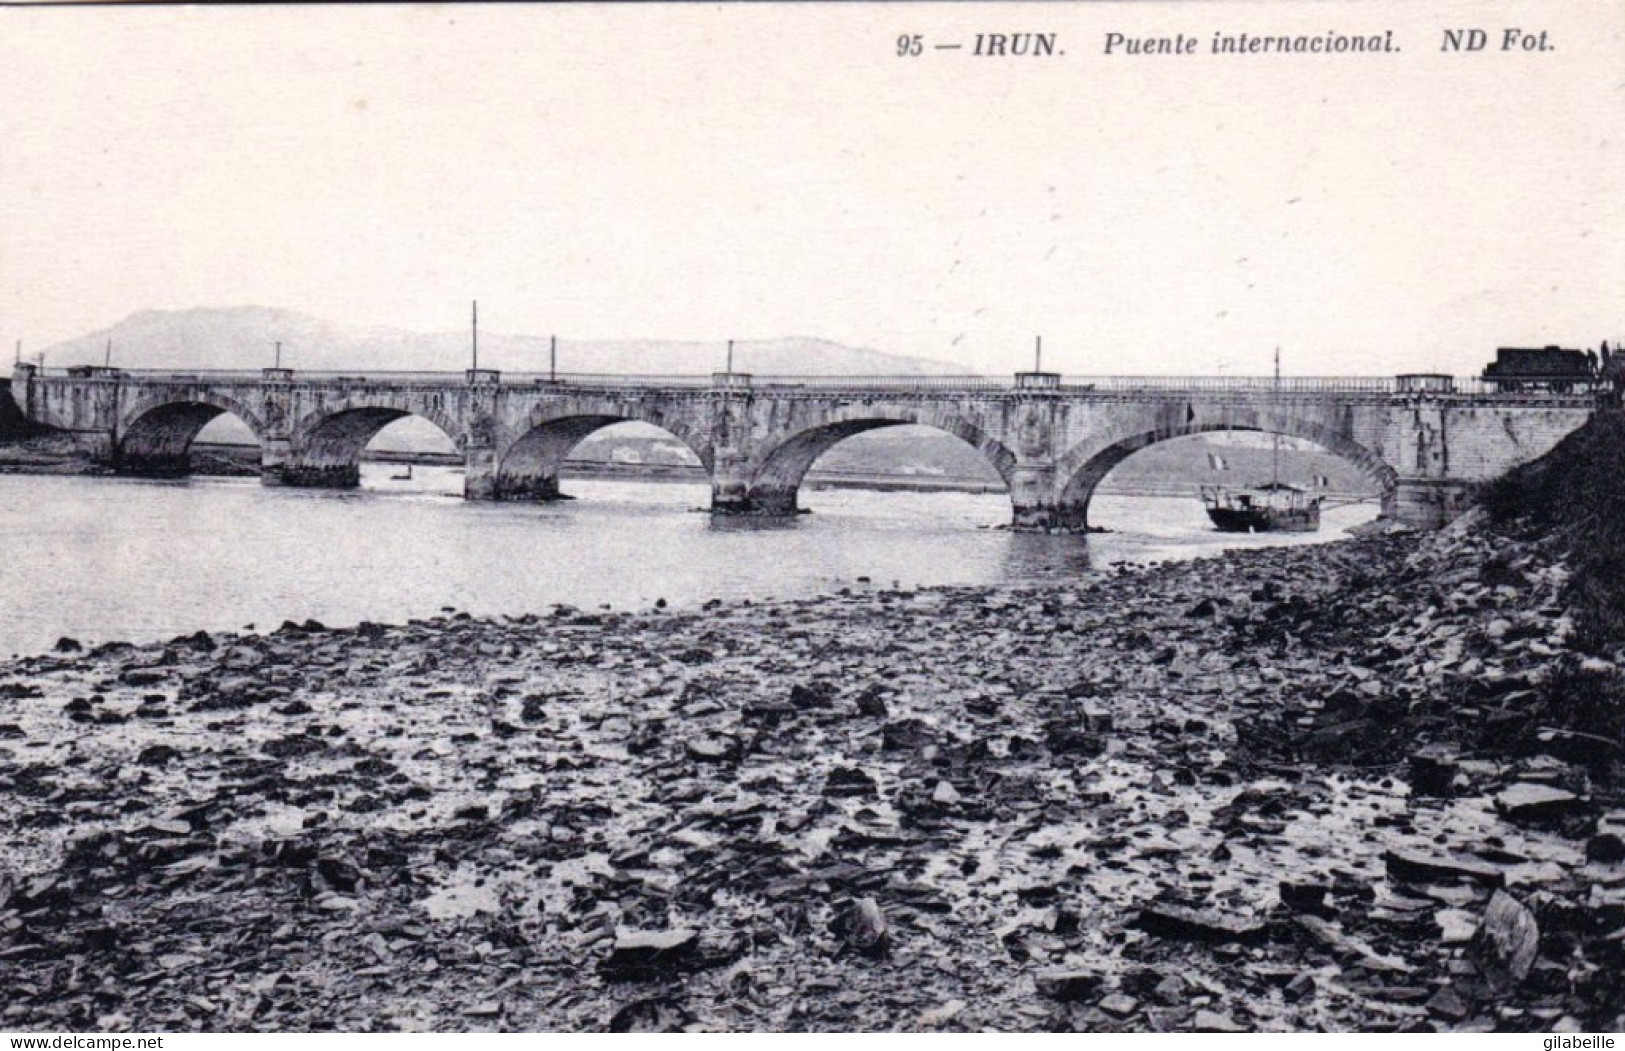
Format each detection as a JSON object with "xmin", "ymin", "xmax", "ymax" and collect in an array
[{"xmin": 1482, "ymin": 346, "xmax": 1597, "ymax": 393}]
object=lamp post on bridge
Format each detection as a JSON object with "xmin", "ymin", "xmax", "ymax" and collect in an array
[
  {"xmin": 465, "ymin": 300, "xmax": 499, "ymax": 386},
  {"xmin": 262, "ymin": 339, "xmax": 293, "ymax": 383},
  {"xmin": 713, "ymin": 338, "xmax": 750, "ymax": 390},
  {"xmin": 73, "ymin": 339, "xmax": 122, "ymax": 379},
  {"xmin": 1016, "ymin": 334, "xmax": 1059, "ymax": 390}
]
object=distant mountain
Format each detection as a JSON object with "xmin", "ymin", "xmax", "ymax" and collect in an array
[{"xmin": 39, "ymin": 307, "xmax": 969, "ymax": 377}]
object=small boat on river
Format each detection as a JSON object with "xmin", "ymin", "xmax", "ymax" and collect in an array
[
  {"xmin": 1199, "ymin": 347, "xmax": 1321, "ymax": 534},
  {"xmin": 1202, "ymin": 482, "xmax": 1321, "ymax": 533}
]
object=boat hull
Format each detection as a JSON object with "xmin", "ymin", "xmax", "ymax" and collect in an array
[{"xmin": 1205, "ymin": 504, "xmax": 1320, "ymax": 533}]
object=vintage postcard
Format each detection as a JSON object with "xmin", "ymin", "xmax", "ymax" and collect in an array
[{"xmin": 0, "ymin": 0, "xmax": 1621, "ymax": 1038}]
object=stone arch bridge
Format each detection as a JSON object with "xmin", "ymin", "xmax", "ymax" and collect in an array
[{"xmin": 8, "ymin": 365, "xmax": 1602, "ymax": 529}]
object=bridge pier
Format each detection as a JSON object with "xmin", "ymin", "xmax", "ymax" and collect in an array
[
  {"xmin": 482, "ymin": 473, "xmax": 566, "ymax": 502},
  {"xmin": 258, "ymin": 436, "xmax": 293, "ymax": 485},
  {"xmin": 1005, "ymin": 402, "xmax": 1095, "ymax": 532},
  {"xmin": 462, "ymin": 447, "xmax": 499, "ymax": 500},
  {"xmin": 708, "ymin": 467, "xmax": 754, "ymax": 516},
  {"xmin": 707, "ymin": 397, "xmax": 778, "ymax": 517},
  {"xmin": 709, "ymin": 487, "xmax": 801, "ymax": 518},
  {"xmin": 1010, "ymin": 502, "xmax": 1091, "ymax": 533},
  {"xmin": 464, "ymin": 446, "xmax": 570, "ymax": 502},
  {"xmin": 709, "ymin": 479, "xmax": 800, "ymax": 517},
  {"xmin": 1393, "ymin": 478, "xmax": 1479, "ymax": 528}
]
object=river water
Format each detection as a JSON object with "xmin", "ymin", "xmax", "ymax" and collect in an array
[{"xmin": 0, "ymin": 466, "xmax": 1377, "ymax": 657}]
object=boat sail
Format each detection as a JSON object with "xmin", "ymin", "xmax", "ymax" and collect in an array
[{"xmin": 1201, "ymin": 349, "xmax": 1322, "ymax": 533}]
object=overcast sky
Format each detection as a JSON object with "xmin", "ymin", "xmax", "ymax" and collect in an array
[{"xmin": 2, "ymin": 1, "xmax": 1620, "ymax": 376}]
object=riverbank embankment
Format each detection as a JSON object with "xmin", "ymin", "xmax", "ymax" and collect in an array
[{"xmin": 0, "ymin": 419, "xmax": 1621, "ymax": 1032}]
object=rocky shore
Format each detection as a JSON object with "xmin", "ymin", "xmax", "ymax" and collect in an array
[{"xmin": 2, "ymin": 424, "xmax": 1623, "ymax": 1032}]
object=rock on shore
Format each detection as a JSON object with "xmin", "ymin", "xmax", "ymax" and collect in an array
[{"xmin": 0, "ymin": 509, "xmax": 1621, "ymax": 1031}]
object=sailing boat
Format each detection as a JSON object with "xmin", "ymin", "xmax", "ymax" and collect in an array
[{"xmin": 1201, "ymin": 349, "xmax": 1322, "ymax": 533}]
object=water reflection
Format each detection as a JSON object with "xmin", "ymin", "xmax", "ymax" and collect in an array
[
  {"xmin": 997, "ymin": 531, "xmax": 1096, "ymax": 584},
  {"xmin": 704, "ymin": 512, "xmax": 806, "ymax": 534}
]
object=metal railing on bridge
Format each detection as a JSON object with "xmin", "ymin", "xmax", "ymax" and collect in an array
[
  {"xmin": 111, "ymin": 370, "xmax": 1403, "ymax": 394},
  {"xmin": 1057, "ymin": 375, "xmax": 1399, "ymax": 393},
  {"xmin": 504, "ymin": 372, "xmax": 714, "ymax": 388},
  {"xmin": 98, "ymin": 368, "xmax": 486, "ymax": 386},
  {"xmin": 748, "ymin": 374, "xmax": 1009, "ymax": 391},
  {"xmin": 57, "ymin": 367, "xmax": 271, "ymax": 382},
  {"xmin": 260, "ymin": 370, "xmax": 474, "ymax": 385},
  {"xmin": 11, "ymin": 367, "xmax": 1608, "ymax": 401}
]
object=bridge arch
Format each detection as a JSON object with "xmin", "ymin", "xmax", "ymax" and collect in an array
[
  {"xmin": 1054, "ymin": 407, "xmax": 1398, "ymax": 529},
  {"xmin": 491, "ymin": 400, "xmax": 714, "ymax": 501},
  {"xmin": 116, "ymin": 392, "xmax": 270, "ymax": 477},
  {"xmin": 287, "ymin": 403, "xmax": 464, "ymax": 488},
  {"xmin": 739, "ymin": 407, "xmax": 1018, "ymax": 516}
]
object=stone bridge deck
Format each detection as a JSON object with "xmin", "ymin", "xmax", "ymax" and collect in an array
[{"xmin": 8, "ymin": 365, "xmax": 1604, "ymax": 530}]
